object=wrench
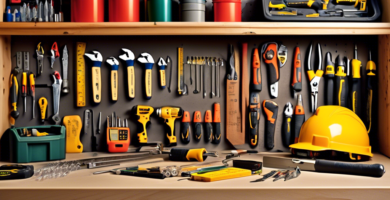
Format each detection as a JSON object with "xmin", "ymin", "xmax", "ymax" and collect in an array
[
  {"xmin": 217, "ymin": 58, "xmax": 223, "ymax": 98},
  {"xmin": 106, "ymin": 57, "xmax": 120, "ymax": 101},
  {"xmin": 85, "ymin": 51, "xmax": 103, "ymax": 103},
  {"xmin": 187, "ymin": 56, "xmax": 192, "ymax": 85},
  {"xmin": 119, "ymin": 48, "xmax": 135, "ymax": 99},
  {"xmin": 137, "ymin": 53, "xmax": 155, "ymax": 100},
  {"xmin": 51, "ymin": 71, "xmax": 62, "ymax": 125}
]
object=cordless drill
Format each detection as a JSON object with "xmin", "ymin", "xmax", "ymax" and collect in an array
[
  {"xmin": 270, "ymin": 0, "xmax": 329, "ymax": 11},
  {"xmin": 155, "ymin": 107, "xmax": 184, "ymax": 146},
  {"xmin": 132, "ymin": 105, "xmax": 154, "ymax": 144}
]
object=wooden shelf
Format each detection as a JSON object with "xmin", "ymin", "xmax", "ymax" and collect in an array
[
  {"xmin": 0, "ymin": 152, "xmax": 389, "ymax": 199},
  {"xmin": 0, "ymin": 22, "xmax": 390, "ymax": 36}
]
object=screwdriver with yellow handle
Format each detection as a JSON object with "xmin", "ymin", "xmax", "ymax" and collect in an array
[
  {"xmin": 22, "ymin": 71, "xmax": 27, "ymax": 113},
  {"xmin": 366, "ymin": 50, "xmax": 376, "ymax": 134},
  {"xmin": 351, "ymin": 44, "xmax": 362, "ymax": 117},
  {"xmin": 29, "ymin": 73, "xmax": 36, "ymax": 119},
  {"xmin": 38, "ymin": 97, "xmax": 48, "ymax": 123},
  {"xmin": 334, "ymin": 55, "xmax": 348, "ymax": 107},
  {"xmin": 10, "ymin": 73, "xmax": 19, "ymax": 127},
  {"xmin": 164, "ymin": 148, "xmax": 217, "ymax": 162}
]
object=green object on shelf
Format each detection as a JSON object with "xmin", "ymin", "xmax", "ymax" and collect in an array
[
  {"xmin": 8, "ymin": 125, "xmax": 66, "ymax": 163},
  {"xmin": 147, "ymin": 0, "xmax": 172, "ymax": 22}
]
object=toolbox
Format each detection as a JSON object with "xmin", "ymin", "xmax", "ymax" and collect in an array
[
  {"xmin": 7, "ymin": 125, "xmax": 66, "ymax": 163},
  {"xmin": 262, "ymin": 0, "xmax": 381, "ymax": 22}
]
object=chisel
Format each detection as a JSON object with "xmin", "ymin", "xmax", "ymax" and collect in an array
[
  {"xmin": 366, "ymin": 50, "xmax": 376, "ymax": 134},
  {"xmin": 324, "ymin": 52, "xmax": 335, "ymax": 105},
  {"xmin": 193, "ymin": 111, "xmax": 202, "ymax": 142},
  {"xmin": 263, "ymin": 100, "xmax": 278, "ymax": 150},
  {"xmin": 351, "ymin": 44, "xmax": 362, "ymax": 117},
  {"xmin": 204, "ymin": 110, "xmax": 213, "ymax": 143},
  {"xmin": 291, "ymin": 46, "xmax": 302, "ymax": 97},
  {"xmin": 180, "ymin": 111, "xmax": 191, "ymax": 144}
]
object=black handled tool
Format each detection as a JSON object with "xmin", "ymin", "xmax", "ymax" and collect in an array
[
  {"xmin": 166, "ymin": 148, "xmax": 217, "ymax": 162},
  {"xmin": 366, "ymin": 50, "xmax": 376, "ymax": 134},
  {"xmin": 180, "ymin": 111, "xmax": 191, "ymax": 144},
  {"xmin": 335, "ymin": 55, "xmax": 348, "ymax": 107},
  {"xmin": 249, "ymin": 93, "xmax": 260, "ymax": 148},
  {"xmin": 193, "ymin": 111, "xmax": 202, "ymax": 142},
  {"xmin": 293, "ymin": 94, "xmax": 305, "ymax": 144},
  {"xmin": 282, "ymin": 102, "xmax": 293, "ymax": 148},
  {"xmin": 251, "ymin": 48, "xmax": 262, "ymax": 91},
  {"xmin": 0, "ymin": 165, "xmax": 34, "ymax": 180},
  {"xmin": 263, "ymin": 156, "xmax": 385, "ymax": 178},
  {"xmin": 291, "ymin": 46, "xmax": 302, "ymax": 97},
  {"xmin": 82, "ymin": 109, "xmax": 93, "ymax": 152},
  {"xmin": 204, "ymin": 110, "xmax": 213, "ymax": 143},
  {"xmin": 263, "ymin": 100, "xmax": 278, "ymax": 150},
  {"xmin": 351, "ymin": 44, "xmax": 362, "ymax": 117},
  {"xmin": 324, "ymin": 52, "xmax": 334, "ymax": 105}
]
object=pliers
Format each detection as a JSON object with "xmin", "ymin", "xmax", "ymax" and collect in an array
[{"xmin": 306, "ymin": 43, "xmax": 323, "ymax": 113}]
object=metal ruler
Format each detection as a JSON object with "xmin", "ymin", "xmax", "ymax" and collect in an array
[{"xmin": 76, "ymin": 42, "xmax": 86, "ymax": 107}]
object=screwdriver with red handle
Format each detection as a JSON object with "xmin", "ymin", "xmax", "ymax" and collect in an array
[
  {"xmin": 251, "ymin": 48, "xmax": 262, "ymax": 92},
  {"xmin": 29, "ymin": 72, "xmax": 36, "ymax": 119},
  {"xmin": 291, "ymin": 46, "xmax": 302, "ymax": 97},
  {"xmin": 22, "ymin": 71, "xmax": 27, "ymax": 113}
]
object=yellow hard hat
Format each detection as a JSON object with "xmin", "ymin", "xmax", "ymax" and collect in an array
[{"xmin": 290, "ymin": 106, "xmax": 372, "ymax": 160}]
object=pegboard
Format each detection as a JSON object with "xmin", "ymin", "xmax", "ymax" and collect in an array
[{"xmin": 9, "ymin": 35, "xmax": 379, "ymax": 153}]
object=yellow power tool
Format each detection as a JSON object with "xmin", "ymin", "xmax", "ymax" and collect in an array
[
  {"xmin": 132, "ymin": 105, "xmax": 154, "ymax": 144},
  {"xmin": 156, "ymin": 107, "xmax": 184, "ymax": 146}
]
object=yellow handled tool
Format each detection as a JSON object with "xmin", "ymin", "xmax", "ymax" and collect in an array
[
  {"xmin": 132, "ymin": 105, "xmax": 154, "ymax": 143},
  {"xmin": 119, "ymin": 48, "xmax": 136, "ymax": 99},
  {"xmin": 336, "ymin": 0, "xmax": 367, "ymax": 11},
  {"xmin": 76, "ymin": 42, "xmax": 86, "ymax": 107},
  {"xmin": 157, "ymin": 57, "xmax": 167, "ymax": 89},
  {"xmin": 10, "ymin": 74, "xmax": 19, "ymax": 126},
  {"xmin": 351, "ymin": 44, "xmax": 362, "ymax": 117},
  {"xmin": 38, "ymin": 97, "xmax": 48, "ymax": 123},
  {"xmin": 84, "ymin": 51, "xmax": 103, "ymax": 104},
  {"xmin": 137, "ymin": 53, "xmax": 154, "ymax": 100},
  {"xmin": 106, "ymin": 57, "xmax": 120, "ymax": 101},
  {"xmin": 156, "ymin": 107, "xmax": 184, "ymax": 146},
  {"xmin": 366, "ymin": 50, "xmax": 376, "ymax": 134},
  {"xmin": 63, "ymin": 115, "xmax": 83, "ymax": 153}
]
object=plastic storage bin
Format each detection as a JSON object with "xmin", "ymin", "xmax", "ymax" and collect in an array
[
  {"xmin": 147, "ymin": 0, "xmax": 172, "ymax": 22},
  {"xmin": 181, "ymin": 0, "xmax": 206, "ymax": 22},
  {"xmin": 71, "ymin": 0, "xmax": 104, "ymax": 22},
  {"xmin": 8, "ymin": 126, "xmax": 66, "ymax": 163},
  {"xmin": 213, "ymin": 0, "xmax": 241, "ymax": 22},
  {"xmin": 109, "ymin": 0, "xmax": 140, "ymax": 22}
]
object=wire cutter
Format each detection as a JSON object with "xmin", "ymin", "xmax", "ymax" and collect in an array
[{"xmin": 306, "ymin": 43, "xmax": 323, "ymax": 113}]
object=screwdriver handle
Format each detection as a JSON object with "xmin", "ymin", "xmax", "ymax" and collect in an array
[
  {"xmin": 335, "ymin": 76, "xmax": 348, "ymax": 107},
  {"xmin": 212, "ymin": 103, "xmax": 221, "ymax": 144},
  {"xmin": 324, "ymin": 52, "xmax": 335, "ymax": 105},
  {"xmin": 159, "ymin": 65, "xmax": 166, "ymax": 89},
  {"xmin": 282, "ymin": 115, "xmax": 292, "ymax": 148},
  {"xmin": 291, "ymin": 47, "xmax": 302, "ymax": 94},
  {"xmin": 111, "ymin": 69, "xmax": 118, "ymax": 101},
  {"xmin": 249, "ymin": 110, "xmax": 259, "ymax": 148},
  {"xmin": 193, "ymin": 111, "xmax": 202, "ymax": 142},
  {"xmin": 22, "ymin": 72, "xmax": 27, "ymax": 97},
  {"xmin": 351, "ymin": 58, "xmax": 362, "ymax": 116},
  {"xmin": 180, "ymin": 111, "xmax": 191, "ymax": 144},
  {"xmin": 263, "ymin": 100, "xmax": 278, "ymax": 150},
  {"xmin": 251, "ymin": 48, "xmax": 262, "ymax": 92},
  {"xmin": 10, "ymin": 74, "xmax": 19, "ymax": 123},
  {"xmin": 91, "ymin": 67, "xmax": 101, "ymax": 103},
  {"xmin": 169, "ymin": 148, "xmax": 207, "ymax": 162},
  {"xmin": 204, "ymin": 110, "xmax": 213, "ymax": 142}
]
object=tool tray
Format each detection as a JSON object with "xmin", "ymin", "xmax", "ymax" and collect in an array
[
  {"xmin": 6, "ymin": 125, "xmax": 66, "ymax": 163},
  {"xmin": 262, "ymin": 0, "xmax": 381, "ymax": 22}
]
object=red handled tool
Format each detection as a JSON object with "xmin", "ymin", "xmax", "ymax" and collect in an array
[
  {"xmin": 291, "ymin": 46, "xmax": 302, "ymax": 97},
  {"xmin": 251, "ymin": 48, "xmax": 262, "ymax": 92},
  {"xmin": 293, "ymin": 94, "xmax": 305, "ymax": 144},
  {"xmin": 212, "ymin": 103, "xmax": 221, "ymax": 144},
  {"xmin": 263, "ymin": 100, "xmax": 278, "ymax": 150},
  {"xmin": 180, "ymin": 111, "xmax": 191, "ymax": 144}
]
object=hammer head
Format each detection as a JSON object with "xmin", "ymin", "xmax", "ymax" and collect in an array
[
  {"xmin": 119, "ymin": 48, "xmax": 135, "ymax": 61},
  {"xmin": 84, "ymin": 50, "xmax": 103, "ymax": 62}
]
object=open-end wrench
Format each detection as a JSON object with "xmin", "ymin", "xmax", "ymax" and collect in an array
[
  {"xmin": 216, "ymin": 58, "xmax": 223, "ymax": 98},
  {"xmin": 51, "ymin": 71, "xmax": 62, "ymax": 125},
  {"xmin": 137, "ymin": 53, "xmax": 154, "ymax": 100},
  {"xmin": 210, "ymin": 57, "xmax": 216, "ymax": 98},
  {"xmin": 62, "ymin": 45, "xmax": 69, "ymax": 94},
  {"xmin": 106, "ymin": 57, "xmax": 120, "ymax": 101},
  {"xmin": 119, "ymin": 48, "xmax": 135, "ymax": 99},
  {"xmin": 193, "ymin": 57, "xmax": 199, "ymax": 94},
  {"xmin": 85, "ymin": 51, "xmax": 103, "ymax": 103}
]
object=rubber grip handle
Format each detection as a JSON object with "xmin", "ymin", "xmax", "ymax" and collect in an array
[
  {"xmin": 265, "ymin": 58, "xmax": 279, "ymax": 85},
  {"xmin": 282, "ymin": 116, "xmax": 292, "ymax": 148},
  {"xmin": 127, "ymin": 66, "xmax": 135, "ymax": 99},
  {"xmin": 92, "ymin": 67, "xmax": 101, "ymax": 103},
  {"xmin": 164, "ymin": 118, "xmax": 177, "ymax": 146},
  {"xmin": 145, "ymin": 69, "xmax": 152, "ymax": 100},
  {"xmin": 180, "ymin": 122, "xmax": 190, "ymax": 144},
  {"xmin": 111, "ymin": 70, "xmax": 118, "ymax": 101},
  {"xmin": 204, "ymin": 123, "xmax": 213, "ymax": 142},
  {"xmin": 335, "ymin": 76, "xmax": 348, "ymax": 107},
  {"xmin": 315, "ymin": 160, "xmax": 385, "ymax": 178},
  {"xmin": 193, "ymin": 123, "xmax": 202, "ymax": 142},
  {"xmin": 263, "ymin": 44, "xmax": 280, "ymax": 85},
  {"xmin": 293, "ymin": 114, "xmax": 305, "ymax": 144},
  {"xmin": 251, "ymin": 48, "xmax": 262, "ymax": 92},
  {"xmin": 169, "ymin": 148, "xmax": 206, "ymax": 162},
  {"xmin": 351, "ymin": 78, "xmax": 361, "ymax": 116},
  {"xmin": 136, "ymin": 117, "xmax": 149, "ymax": 144},
  {"xmin": 263, "ymin": 101, "xmax": 278, "ymax": 150},
  {"xmin": 212, "ymin": 123, "xmax": 221, "ymax": 144},
  {"xmin": 325, "ymin": 77, "xmax": 334, "ymax": 105},
  {"xmin": 249, "ymin": 111, "xmax": 259, "ymax": 147},
  {"xmin": 292, "ymin": 47, "xmax": 302, "ymax": 92}
]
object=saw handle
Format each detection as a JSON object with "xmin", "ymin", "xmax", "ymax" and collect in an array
[{"xmin": 315, "ymin": 160, "xmax": 385, "ymax": 178}]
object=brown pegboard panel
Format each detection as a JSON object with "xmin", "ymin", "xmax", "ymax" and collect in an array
[{"xmin": 10, "ymin": 35, "xmax": 378, "ymax": 153}]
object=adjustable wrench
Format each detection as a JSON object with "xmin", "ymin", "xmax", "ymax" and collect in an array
[
  {"xmin": 106, "ymin": 57, "xmax": 120, "ymax": 101},
  {"xmin": 119, "ymin": 48, "xmax": 135, "ymax": 99},
  {"xmin": 85, "ymin": 51, "xmax": 103, "ymax": 103},
  {"xmin": 137, "ymin": 53, "xmax": 155, "ymax": 100},
  {"xmin": 51, "ymin": 71, "xmax": 62, "ymax": 125}
]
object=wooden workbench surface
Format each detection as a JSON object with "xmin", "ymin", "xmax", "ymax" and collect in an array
[{"xmin": 1, "ymin": 152, "xmax": 390, "ymax": 199}]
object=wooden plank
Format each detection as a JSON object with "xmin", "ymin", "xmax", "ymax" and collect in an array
[
  {"xmin": 0, "ymin": 22, "xmax": 389, "ymax": 36},
  {"xmin": 378, "ymin": 35, "xmax": 390, "ymax": 157},
  {"xmin": 381, "ymin": 0, "xmax": 390, "ymax": 22},
  {"xmin": 0, "ymin": 36, "xmax": 11, "ymax": 140},
  {"xmin": 0, "ymin": 0, "xmax": 4, "ymax": 22}
]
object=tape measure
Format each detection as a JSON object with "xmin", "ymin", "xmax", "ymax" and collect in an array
[
  {"xmin": 177, "ymin": 47, "xmax": 184, "ymax": 95},
  {"xmin": 76, "ymin": 42, "xmax": 86, "ymax": 107}
]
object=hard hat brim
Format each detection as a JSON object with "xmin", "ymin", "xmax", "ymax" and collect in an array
[{"xmin": 290, "ymin": 142, "xmax": 373, "ymax": 157}]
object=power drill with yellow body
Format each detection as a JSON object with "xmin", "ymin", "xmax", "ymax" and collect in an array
[
  {"xmin": 156, "ymin": 106, "xmax": 184, "ymax": 146},
  {"xmin": 132, "ymin": 105, "xmax": 154, "ymax": 144}
]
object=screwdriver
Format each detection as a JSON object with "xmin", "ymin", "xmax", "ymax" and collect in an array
[
  {"xmin": 180, "ymin": 111, "xmax": 191, "ymax": 144},
  {"xmin": 10, "ymin": 74, "xmax": 19, "ymax": 126},
  {"xmin": 29, "ymin": 72, "xmax": 36, "ymax": 119},
  {"xmin": 366, "ymin": 50, "xmax": 376, "ymax": 134},
  {"xmin": 193, "ymin": 111, "xmax": 202, "ymax": 142},
  {"xmin": 293, "ymin": 94, "xmax": 305, "ymax": 144},
  {"xmin": 212, "ymin": 103, "xmax": 221, "ymax": 144},
  {"xmin": 351, "ymin": 44, "xmax": 362, "ymax": 117},
  {"xmin": 335, "ymin": 55, "xmax": 348, "ymax": 107},
  {"xmin": 22, "ymin": 71, "xmax": 27, "ymax": 113},
  {"xmin": 204, "ymin": 110, "xmax": 213, "ymax": 143}
]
